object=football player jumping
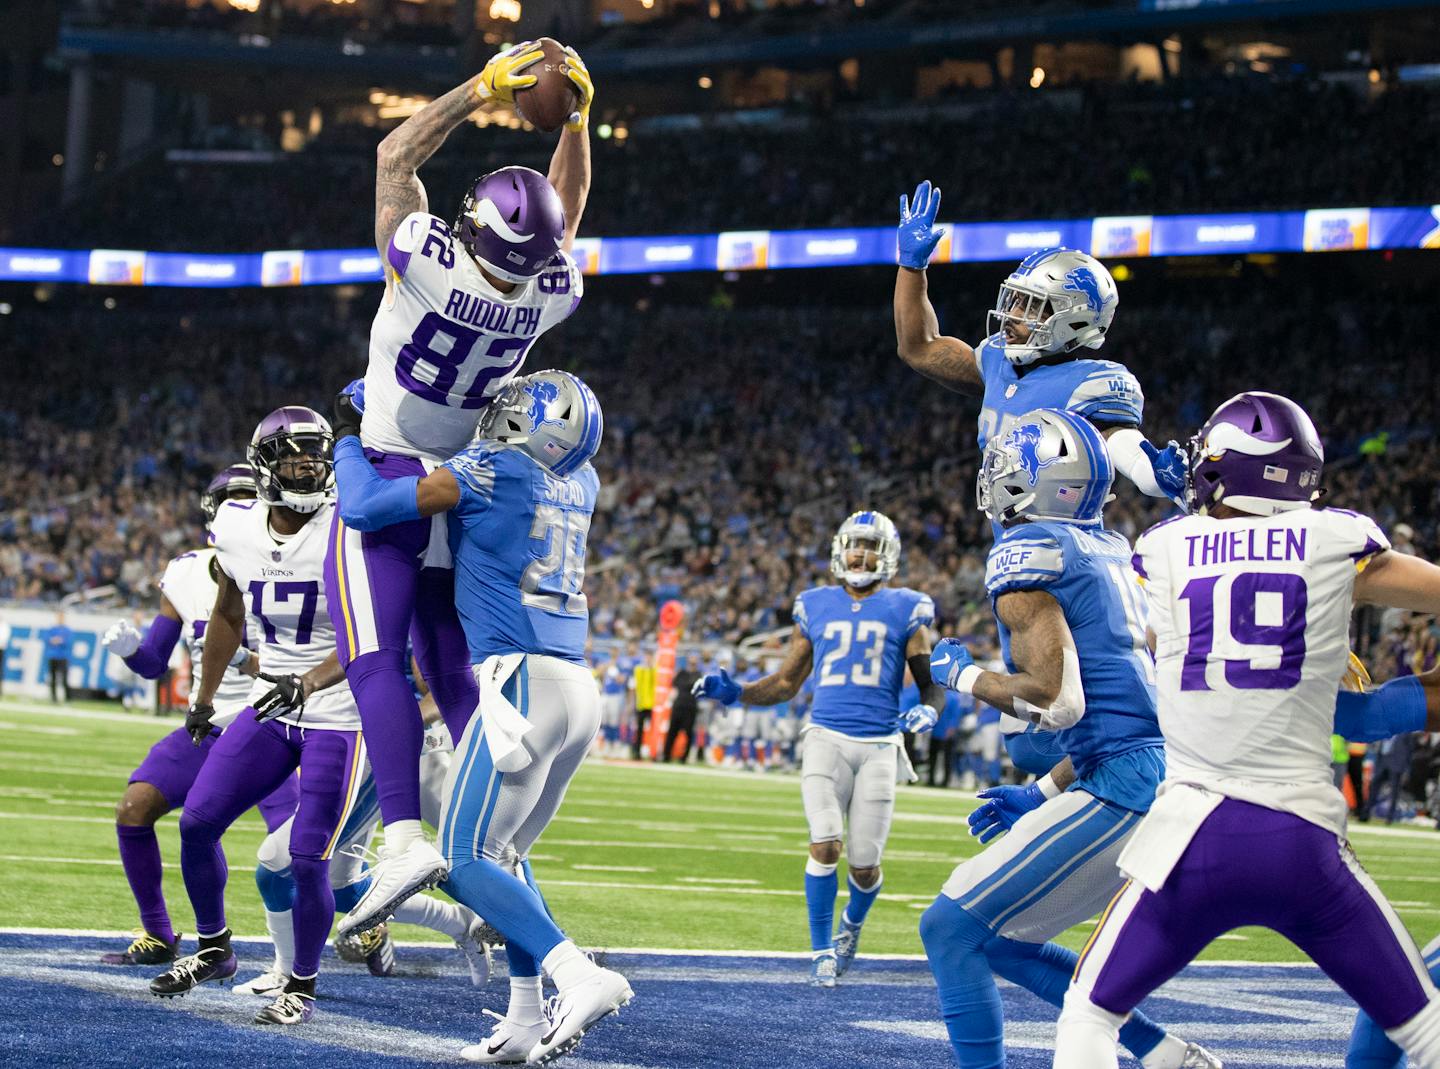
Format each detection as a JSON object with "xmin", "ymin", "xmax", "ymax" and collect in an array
[
  {"xmin": 695, "ymin": 511, "xmax": 946, "ymax": 988},
  {"xmin": 329, "ymin": 42, "xmax": 596, "ymax": 936}
]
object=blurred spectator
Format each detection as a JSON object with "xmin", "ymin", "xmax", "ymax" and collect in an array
[{"xmin": 43, "ymin": 610, "xmax": 72, "ymax": 703}]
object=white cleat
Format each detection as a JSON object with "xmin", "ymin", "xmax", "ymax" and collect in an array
[
  {"xmin": 337, "ymin": 839, "xmax": 449, "ymax": 938},
  {"xmin": 234, "ymin": 968, "xmax": 288, "ymax": 997},
  {"xmin": 457, "ymin": 918, "xmax": 494, "ymax": 987},
  {"xmin": 526, "ymin": 968, "xmax": 633, "ymax": 1064},
  {"xmin": 461, "ymin": 1010, "xmax": 547, "ymax": 1064},
  {"xmin": 1181, "ymin": 1043, "xmax": 1224, "ymax": 1068},
  {"xmin": 809, "ymin": 952, "xmax": 837, "ymax": 988}
]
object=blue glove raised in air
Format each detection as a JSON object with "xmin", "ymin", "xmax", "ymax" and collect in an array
[
  {"xmin": 899, "ymin": 703, "xmax": 938, "ymax": 734},
  {"xmin": 692, "ymin": 669, "xmax": 741, "ymax": 706},
  {"xmin": 930, "ymin": 637, "xmax": 977, "ymax": 692},
  {"xmin": 1139, "ymin": 439, "xmax": 1189, "ymax": 509},
  {"xmin": 897, "ymin": 180, "xmax": 946, "ymax": 270},
  {"xmin": 967, "ymin": 783, "xmax": 1047, "ymax": 844}
]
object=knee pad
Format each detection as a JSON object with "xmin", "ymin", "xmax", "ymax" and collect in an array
[
  {"xmin": 255, "ymin": 863, "xmax": 295, "ymax": 913},
  {"xmin": 288, "ymin": 854, "xmax": 329, "ymax": 890},
  {"xmin": 256, "ymin": 827, "xmax": 291, "ymax": 874},
  {"xmin": 920, "ymin": 896, "xmax": 991, "ymax": 954},
  {"xmin": 178, "ymin": 808, "xmax": 223, "ymax": 846}
]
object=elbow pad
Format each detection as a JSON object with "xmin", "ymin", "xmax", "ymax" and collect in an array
[
  {"xmin": 1334, "ymin": 676, "xmax": 1426, "ymax": 743},
  {"xmin": 1106, "ymin": 428, "xmax": 1164, "ymax": 498}
]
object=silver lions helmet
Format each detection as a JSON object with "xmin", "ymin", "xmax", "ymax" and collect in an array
[
  {"xmin": 979, "ymin": 408, "xmax": 1113, "ymax": 526},
  {"xmin": 248, "ymin": 406, "xmax": 334, "ymax": 514},
  {"xmin": 830, "ymin": 511, "xmax": 901, "ymax": 589},
  {"xmin": 988, "ymin": 247, "xmax": 1119, "ymax": 367},
  {"xmin": 477, "ymin": 369, "xmax": 603, "ymax": 478}
]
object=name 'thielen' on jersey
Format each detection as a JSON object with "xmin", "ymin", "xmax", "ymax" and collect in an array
[
  {"xmin": 1133, "ymin": 507, "xmax": 1390, "ymax": 833},
  {"xmin": 363, "ymin": 211, "xmax": 584, "ymax": 463},
  {"xmin": 444, "ymin": 442, "xmax": 599, "ymax": 665},
  {"xmin": 793, "ymin": 585, "xmax": 934, "ymax": 738},
  {"xmin": 209, "ymin": 499, "xmax": 360, "ymax": 729}
]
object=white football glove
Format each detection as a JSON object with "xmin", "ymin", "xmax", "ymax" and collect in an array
[{"xmin": 102, "ymin": 620, "xmax": 143, "ymax": 659}]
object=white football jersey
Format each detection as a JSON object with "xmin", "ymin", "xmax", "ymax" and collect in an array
[
  {"xmin": 362, "ymin": 211, "xmax": 584, "ymax": 463},
  {"xmin": 208, "ymin": 499, "xmax": 360, "ymax": 730},
  {"xmin": 1133, "ymin": 507, "xmax": 1389, "ymax": 833},
  {"xmin": 158, "ymin": 547, "xmax": 255, "ymax": 728}
]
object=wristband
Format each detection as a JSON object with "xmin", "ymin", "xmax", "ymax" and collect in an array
[
  {"xmin": 953, "ymin": 664, "xmax": 983, "ymax": 694},
  {"xmin": 1037, "ymin": 775, "xmax": 1062, "ymax": 800}
]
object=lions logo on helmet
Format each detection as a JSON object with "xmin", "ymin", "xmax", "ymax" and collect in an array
[
  {"xmin": 830, "ymin": 511, "xmax": 901, "ymax": 589},
  {"xmin": 989, "ymin": 248, "xmax": 1119, "ymax": 367},
  {"xmin": 979, "ymin": 408, "xmax": 1113, "ymax": 525},
  {"xmin": 524, "ymin": 379, "xmax": 568, "ymax": 432},
  {"xmin": 1003, "ymin": 423, "xmax": 1063, "ymax": 486},
  {"xmin": 478, "ymin": 369, "xmax": 603, "ymax": 479}
]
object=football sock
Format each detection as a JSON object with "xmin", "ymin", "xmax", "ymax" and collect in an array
[
  {"xmin": 804, "ymin": 858, "xmax": 838, "ymax": 952},
  {"xmin": 179, "ymin": 812, "xmax": 229, "ymax": 939},
  {"xmin": 984, "ymin": 937, "xmax": 1167, "ymax": 1061},
  {"xmin": 289, "ymin": 855, "xmax": 334, "ymax": 978},
  {"xmin": 263, "ymin": 909, "xmax": 296, "ymax": 977},
  {"xmin": 521, "ymin": 859, "xmax": 557, "ymax": 924},
  {"xmin": 543, "ymin": 941, "xmax": 601, "ymax": 991},
  {"xmin": 385, "ymin": 819, "xmax": 425, "ymax": 853},
  {"xmin": 1054, "ymin": 988, "xmax": 1125, "ymax": 1069},
  {"xmin": 920, "ymin": 895, "xmax": 1004, "ymax": 1069},
  {"xmin": 444, "ymin": 856, "xmax": 566, "ymax": 968},
  {"xmin": 116, "ymin": 824, "xmax": 175, "ymax": 945},
  {"xmin": 332, "ymin": 876, "xmax": 369, "ymax": 914},
  {"xmin": 285, "ymin": 974, "xmax": 317, "ymax": 996},
  {"xmin": 198, "ymin": 928, "xmax": 232, "ymax": 955},
  {"xmin": 393, "ymin": 893, "xmax": 472, "ymax": 941},
  {"xmin": 508, "ymin": 975, "xmax": 545, "ymax": 1026},
  {"xmin": 1350, "ymin": 951, "xmax": 1440, "ymax": 1069},
  {"xmin": 346, "ymin": 650, "xmax": 425, "ymax": 827},
  {"xmin": 843, "ymin": 872, "xmax": 882, "ymax": 928}
]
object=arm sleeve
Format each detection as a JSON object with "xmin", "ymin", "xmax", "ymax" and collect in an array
[
  {"xmin": 1334, "ymin": 676, "xmax": 1426, "ymax": 743},
  {"xmin": 124, "ymin": 614, "xmax": 183, "ymax": 680},
  {"xmin": 791, "ymin": 593, "xmax": 811, "ymax": 641},
  {"xmin": 985, "ymin": 529, "xmax": 1064, "ymax": 599},
  {"xmin": 1107, "ymin": 427, "xmax": 1165, "ymax": 498},
  {"xmin": 334, "ymin": 436, "xmax": 421, "ymax": 532},
  {"xmin": 1066, "ymin": 363, "xmax": 1144, "ymax": 427}
]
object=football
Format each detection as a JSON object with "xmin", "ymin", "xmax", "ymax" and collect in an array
[{"xmin": 514, "ymin": 38, "xmax": 580, "ymax": 133}]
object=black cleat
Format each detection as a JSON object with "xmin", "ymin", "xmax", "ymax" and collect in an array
[
  {"xmin": 149, "ymin": 947, "xmax": 237, "ymax": 997},
  {"xmin": 101, "ymin": 931, "xmax": 180, "ymax": 966}
]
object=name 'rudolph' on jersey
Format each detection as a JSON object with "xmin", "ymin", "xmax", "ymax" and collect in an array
[
  {"xmin": 793, "ymin": 585, "xmax": 934, "ymax": 739},
  {"xmin": 209, "ymin": 499, "xmax": 360, "ymax": 730},
  {"xmin": 158, "ymin": 547, "xmax": 254, "ymax": 727},
  {"xmin": 1133, "ymin": 507, "xmax": 1389, "ymax": 833},
  {"xmin": 363, "ymin": 211, "xmax": 584, "ymax": 463}
]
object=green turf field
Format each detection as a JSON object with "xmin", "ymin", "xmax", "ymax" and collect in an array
[{"xmin": 4, "ymin": 695, "xmax": 1439, "ymax": 961}]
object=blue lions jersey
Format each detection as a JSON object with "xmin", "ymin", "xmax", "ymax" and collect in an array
[
  {"xmin": 793, "ymin": 585, "xmax": 934, "ymax": 738},
  {"xmin": 974, "ymin": 334, "xmax": 1143, "ymax": 452},
  {"xmin": 987, "ymin": 520, "xmax": 1164, "ymax": 812},
  {"xmin": 444, "ymin": 443, "xmax": 598, "ymax": 666}
]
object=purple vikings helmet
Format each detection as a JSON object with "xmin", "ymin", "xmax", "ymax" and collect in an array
[
  {"xmin": 1189, "ymin": 391, "xmax": 1324, "ymax": 516},
  {"xmin": 453, "ymin": 166, "xmax": 566, "ymax": 284},
  {"xmin": 200, "ymin": 464, "xmax": 258, "ymax": 525},
  {"xmin": 247, "ymin": 406, "xmax": 335, "ymax": 514}
]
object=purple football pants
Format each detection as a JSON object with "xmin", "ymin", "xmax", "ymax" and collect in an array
[
  {"xmin": 1073, "ymin": 798, "xmax": 1436, "ymax": 1030},
  {"xmin": 179, "ymin": 714, "xmax": 365, "ymax": 978},
  {"xmin": 131, "ymin": 725, "xmax": 298, "ymax": 828},
  {"xmin": 324, "ymin": 450, "xmax": 476, "ymax": 826}
]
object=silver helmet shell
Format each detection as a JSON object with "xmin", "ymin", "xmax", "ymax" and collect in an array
[
  {"xmin": 830, "ymin": 511, "xmax": 901, "ymax": 588},
  {"xmin": 477, "ymin": 370, "xmax": 603, "ymax": 478},
  {"xmin": 988, "ymin": 247, "xmax": 1119, "ymax": 367},
  {"xmin": 978, "ymin": 408, "xmax": 1114, "ymax": 526}
]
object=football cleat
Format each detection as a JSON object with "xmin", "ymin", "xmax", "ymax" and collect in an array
[
  {"xmin": 235, "ymin": 968, "xmax": 289, "ymax": 997},
  {"xmin": 334, "ymin": 922, "xmax": 395, "ymax": 976},
  {"xmin": 1181, "ymin": 1043, "xmax": 1224, "ymax": 1068},
  {"xmin": 254, "ymin": 989, "xmax": 316, "ymax": 1026},
  {"xmin": 101, "ymin": 930, "xmax": 179, "ymax": 966},
  {"xmin": 460, "ymin": 1010, "xmax": 547, "ymax": 1064},
  {"xmin": 809, "ymin": 952, "xmax": 838, "ymax": 988},
  {"xmin": 527, "ymin": 968, "xmax": 634, "ymax": 1064},
  {"xmin": 832, "ymin": 917, "xmax": 863, "ymax": 977},
  {"xmin": 457, "ymin": 918, "xmax": 493, "ymax": 987},
  {"xmin": 149, "ymin": 946, "xmax": 236, "ymax": 997},
  {"xmin": 333, "ymin": 929, "xmax": 368, "ymax": 964},
  {"xmin": 337, "ymin": 840, "xmax": 448, "ymax": 938}
]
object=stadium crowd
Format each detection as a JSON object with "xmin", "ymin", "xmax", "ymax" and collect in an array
[{"xmin": 32, "ymin": 74, "xmax": 1439, "ymax": 250}]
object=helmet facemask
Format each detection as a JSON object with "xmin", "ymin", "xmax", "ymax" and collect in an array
[
  {"xmin": 829, "ymin": 512, "xmax": 901, "ymax": 588},
  {"xmin": 251, "ymin": 430, "xmax": 333, "ymax": 514}
]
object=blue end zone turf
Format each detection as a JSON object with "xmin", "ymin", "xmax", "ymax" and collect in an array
[{"xmin": 0, "ymin": 932, "xmax": 1356, "ymax": 1067}]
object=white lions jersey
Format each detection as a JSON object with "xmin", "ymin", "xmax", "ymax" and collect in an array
[
  {"xmin": 1133, "ymin": 507, "xmax": 1389, "ymax": 833},
  {"xmin": 362, "ymin": 211, "xmax": 584, "ymax": 463},
  {"xmin": 158, "ymin": 547, "xmax": 255, "ymax": 728},
  {"xmin": 209, "ymin": 500, "xmax": 361, "ymax": 730}
]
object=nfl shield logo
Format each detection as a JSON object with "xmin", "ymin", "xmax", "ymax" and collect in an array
[
  {"xmin": 1005, "ymin": 385, "xmax": 1018, "ymax": 398},
  {"xmin": 271, "ymin": 550, "xmax": 282, "ymax": 562}
]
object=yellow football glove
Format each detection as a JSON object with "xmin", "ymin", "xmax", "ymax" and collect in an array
[
  {"xmin": 563, "ymin": 46, "xmax": 594, "ymax": 132},
  {"xmin": 476, "ymin": 41, "xmax": 544, "ymax": 105},
  {"xmin": 1341, "ymin": 650, "xmax": 1371, "ymax": 693}
]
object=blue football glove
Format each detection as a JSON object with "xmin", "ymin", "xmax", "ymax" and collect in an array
[
  {"xmin": 930, "ymin": 637, "xmax": 976, "ymax": 692},
  {"xmin": 967, "ymin": 783, "xmax": 1047, "ymax": 844},
  {"xmin": 1139, "ymin": 439, "xmax": 1189, "ymax": 509},
  {"xmin": 899, "ymin": 703, "xmax": 938, "ymax": 734},
  {"xmin": 692, "ymin": 669, "xmax": 741, "ymax": 706},
  {"xmin": 897, "ymin": 180, "xmax": 945, "ymax": 270}
]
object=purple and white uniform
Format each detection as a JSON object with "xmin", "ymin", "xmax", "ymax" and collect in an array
[{"xmin": 1056, "ymin": 507, "xmax": 1440, "ymax": 1066}]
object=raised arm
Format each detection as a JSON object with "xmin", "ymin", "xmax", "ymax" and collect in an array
[
  {"xmin": 103, "ymin": 596, "xmax": 183, "ymax": 680},
  {"xmin": 894, "ymin": 180, "xmax": 982, "ymax": 395},
  {"xmin": 548, "ymin": 48, "xmax": 594, "ymax": 252},
  {"xmin": 1354, "ymin": 550, "xmax": 1440, "ymax": 615}
]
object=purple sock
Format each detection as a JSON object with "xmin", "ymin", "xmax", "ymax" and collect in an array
[
  {"xmin": 348, "ymin": 651, "xmax": 425, "ymax": 825},
  {"xmin": 116, "ymin": 824, "xmax": 174, "ymax": 944},
  {"xmin": 289, "ymin": 856, "xmax": 335, "ymax": 978},
  {"xmin": 178, "ymin": 811, "xmax": 229, "ymax": 936}
]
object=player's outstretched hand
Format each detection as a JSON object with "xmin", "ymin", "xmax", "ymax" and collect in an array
[
  {"xmin": 477, "ymin": 41, "xmax": 544, "ymax": 105},
  {"xmin": 967, "ymin": 783, "xmax": 1046, "ymax": 843},
  {"xmin": 897, "ymin": 179, "xmax": 945, "ymax": 270},
  {"xmin": 1139, "ymin": 439, "xmax": 1189, "ymax": 509},
  {"xmin": 101, "ymin": 619, "xmax": 143, "ymax": 659},
  {"xmin": 254, "ymin": 672, "xmax": 307, "ymax": 723},
  {"xmin": 563, "ymin": 46, "xmax": 594, "ymax": 131},
  {"xmin": 331, "ymin": 380, "xmax": 365, "ymax": 441},
  {"xmin": 930, "ymin": 637, "xmax": 976, "ymax": 692},
  {"xmin": 185, "ymin": 702, "xmax": 216, "ymax": 746},
  {"xmin": 900, "ymin": 703, "xmax": 938, "ymax": 734},
  {"xmin": 693, "ymin": 669, "xmax": 741, "ymax": 705}
]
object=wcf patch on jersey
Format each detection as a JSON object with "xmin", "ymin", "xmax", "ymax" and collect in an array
[{"xmin": 985, "ymin": 540, "xmax": 1064, "ymax": 592}]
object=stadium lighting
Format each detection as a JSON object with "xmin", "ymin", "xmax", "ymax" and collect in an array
[
  {"xmin": 698, "ymin": 76, "xmax": 713, "ymax": 89},
  {"xmin": 597, "ymin": 123, "xmax": 613, "ymax": 139},
  {"xmin": 489, "ymin": 0, "xmax": 522, "ymax": 21},
  {"xmin": 1030, "ymin": 67, "xmax": 1046, "ymax": 88},
  {"xmin": 226, "ymin": 0, "xmax": 260, "ymax": 11}
]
